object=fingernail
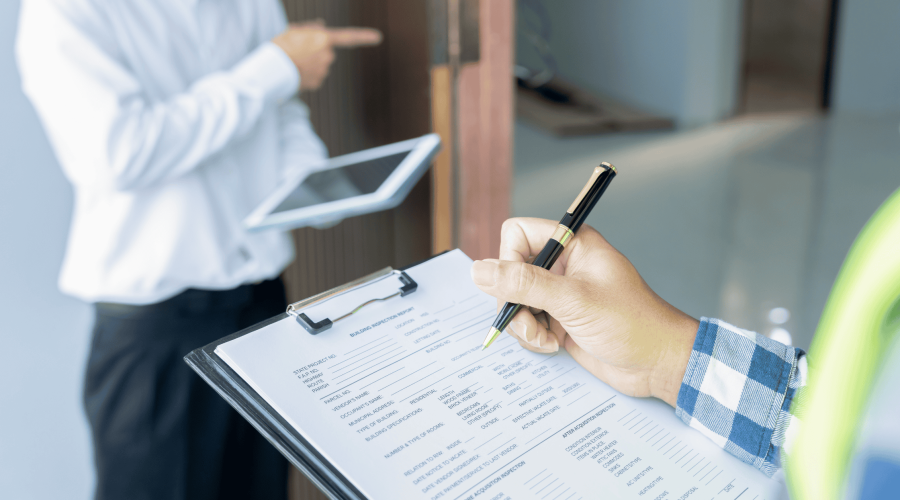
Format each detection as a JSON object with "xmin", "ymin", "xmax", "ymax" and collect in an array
[
  {"xmin": 471, "ymin": 260, "xmax": 497, "ymax": 286},
  {"xmin": 537, "ymin": 331, "xmax": 559, "ymax": 352},
  {"xmin": 508, "ymin": 320, "xmax": 526, "ymax": 340},
  {"xmin": 521, "ymin": 321, "xmax": 536, "ymax": 343},
  {"xmin": 540, "ymin": 340, "xmax": 558, "ymax": 353}
]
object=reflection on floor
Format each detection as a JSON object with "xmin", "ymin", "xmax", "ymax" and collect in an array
[{"xmin": 513, "ymin": 112, "xmax": 900, "ymax": 350}]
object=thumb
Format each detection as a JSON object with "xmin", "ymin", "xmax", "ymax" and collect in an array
[{"xmin": 471, "ymin": 259, "xmax": 575, "ymax": 319}]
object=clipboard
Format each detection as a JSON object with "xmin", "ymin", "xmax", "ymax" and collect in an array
[
  {"xmin": 185, "ymin": 249, "xmax": 782, "ymax": 500},
  {"xmin": 183, "ymin": 253, "xmax": 448, "ymax": 500}
]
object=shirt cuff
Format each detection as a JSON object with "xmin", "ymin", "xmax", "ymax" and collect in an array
[
  {"xmin": 231, "ymin": 42, "xmax": 300, "ymax": 104},
  {"xmin": 675, "ymin": 318, "xmax": 804, "ymax": 477}
]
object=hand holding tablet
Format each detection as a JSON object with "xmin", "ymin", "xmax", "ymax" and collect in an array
[{"xmin": 245, "ymin": 134, "xmax": 441, "ymax": 232}]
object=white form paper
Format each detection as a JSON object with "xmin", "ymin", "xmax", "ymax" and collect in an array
[{"xmin": 216, "ymin": 250, "xmax": 781, "ymax": 500}]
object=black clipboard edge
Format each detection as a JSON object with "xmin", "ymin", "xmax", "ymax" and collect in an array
[{"xmin": 184, "ymin": 313, "xmax": 366, "ymax": 500}]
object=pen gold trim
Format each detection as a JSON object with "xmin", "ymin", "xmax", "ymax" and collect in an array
[
  {"xmin": 551, "ymin": 224, "xmax": 575, "ymax": 247},
  {"xmin": 567, "ymin": 165, "xmax": 606, "ymax": 213}
]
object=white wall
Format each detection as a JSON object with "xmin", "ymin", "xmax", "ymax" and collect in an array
[
  {"xmin": 0, "ymin": 1, "xmax": 94, "ymax": 499},
  {"xmin": 832, "ymin": 0, "xmax": 900, "ymax": 113},
  {"xmin": 528, "ymin": 0, "xmax": 743, "ymax": 127}
]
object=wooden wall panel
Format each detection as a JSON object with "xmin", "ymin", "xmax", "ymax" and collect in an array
[
  {"xmin": 279, "ymin": 1, "xmax": 432, "ymax": 498},
  {"xmin": 279, "ymin": 0, "xmax": 432, "ymax": 300},
  {"xmin": 457, "ymin": 0, "xmax": 514, "ymax": 260},
  {"xmin": 431, "ymin": 65, "xmax": 454, "ymax": 253}
]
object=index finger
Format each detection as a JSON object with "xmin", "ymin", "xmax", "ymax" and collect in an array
[
  {"xmin": 498, "ymin": 217, "xmax": 570, "ymax": 271},
  {"xmin": 328, "ymin": 27, "xmax": 383, "ymax": 47}
]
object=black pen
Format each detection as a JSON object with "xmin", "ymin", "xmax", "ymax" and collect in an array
[{"xmin": 481, "ymin": 162, "xmax": 617, "ymax": 350}]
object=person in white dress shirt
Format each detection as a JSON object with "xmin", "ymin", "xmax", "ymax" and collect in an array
[{"xmin": 16, "ymin": 0, "xmax": 379, "ymax": 498}]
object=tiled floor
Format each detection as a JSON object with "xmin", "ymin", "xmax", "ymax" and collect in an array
[{"xmin": 513, "ymin": 112, "xmax": 900, "ymax": 351}]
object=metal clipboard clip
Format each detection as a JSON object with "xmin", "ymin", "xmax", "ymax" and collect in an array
[{"xmin": 286, "ymin": 268, "xmax": 418, "ymax": 335}]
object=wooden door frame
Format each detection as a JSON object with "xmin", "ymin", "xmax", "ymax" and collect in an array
[{"xmin": 430, "ymin": 0, "xmax": 515, "ymax": 261}]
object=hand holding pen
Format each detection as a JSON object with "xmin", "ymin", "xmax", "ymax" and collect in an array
[
  {"xmin": 480, "ymin": 163, "xmax": 617, "ymax": 350},
  {"xmin": 470, "ymin": 164, "xmax": 702, "ymax": 408}
]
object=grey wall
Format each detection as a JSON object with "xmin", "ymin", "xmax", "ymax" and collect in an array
[
  {"xmin": 832, "ymin": 0, "xmax": 900, "ymax": 113},
  {"xmin": 523, "ymin": 0, "xmax": 743, "ymax": 127},
  {"xmin": 0, "ymin": 2, "xmax": 94, "ymax": 499}
]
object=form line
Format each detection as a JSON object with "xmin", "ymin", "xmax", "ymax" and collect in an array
[
  {"xmin": 541, "ymin": 482, "xmax": 563, "ymax": 499},
  {"xmin": 450, "ymin": 305, "xmax": 493, "ymax": 326},
  {"xmin": 474, "ymin": 433, "xmax": 503, "ymax": 450},
  {"xmin": 551, "ymin": 487, "xmax": 570, "ymax": 500},
  {"xmin": 377, "ymin": 362, "xmax": 437, "ymax": 390},
  {"xmin": 330, "ymin": 339, "xmax": 393, "ymax": 369},
  {"xmin": 530, "ymin": 472, "xmax": 553, "ymax": 489},
  {"xmin": 486, "ymin": 437, "xmax": 517, "ymax": 456},
  {"xmin": 668, "ymin": 444, "xmax": 687, "ymax": 458},
  {"xmin": 331, "ymin": 349, "xmax": 407, "ymax": 385},
  {"xmin": 431, "ymin": 301, "xmax": 457, "ymax": 315},
  {"xmin": 509, "ymin": 367, "xmax": 577, "ymax": 405},
  {"xmin": 524, "ymin": 468, "xmax": 548, "ymax": 485},
  {"xmin": 390, "ymin": 368, "xmax": 445, "ymax": 395},
  {"xmin": 658, "ymin": 436, "xmax": 676, "ymax": 451},
  {"xmin": 359, "ymin": 367, "xmax": 406, "ymax": 390},
  {"xmin": 331, "ymin": 343, "xmax": 400, "ymax": 374},
  {"xmin": 629, "ymin": 416, "xmax": 647, "ymax": 430},
  {"xmin": 618, "ymin": 409, "xmax": 635, "ymax": 422},
  {"xmin": 341, "ymin": 335, "xmax": 387, "ymax": 356},
  {"xmin": 535, "ymin": 478, "xmax": 559, "ymax": 495},
  {"xmin": 675, "ymin": 450, "xmax": 694, "ymax": 465},
  {"xmin": 524, "ymin": 428, "xmax": 553, "ymax": 445},
  {"xmin": 652, "ymin": 432, "xmax": 670, "ymax": 446},
  {"xmin": 320, "ymin": 326, "xmax": 513, "ymax": 399},
  {"xmin": 699, "ymin": 465, "xmax": 717, "ymax": 482},
  {"xmin": 332, "ymin": 346, "xmax": 405, "ymax": 380},
  {"xmin": 693, "ymin": 461, "xmax": 710, "ymax": 477},
  {"xmin": 566, "ymin": 392, "xmax": 591, "ymax": 407},
  {"xmin": 531, "ymin": 352, "xmax": 561, "ymax": 368},
  {"xmin": 399, "ymin": 337, "xmax": 517, "ymax": 402}
]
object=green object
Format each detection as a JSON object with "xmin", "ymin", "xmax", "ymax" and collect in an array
[{"xmin": 787, "ymin": 187, "xmax": 900, "ymax": 499}]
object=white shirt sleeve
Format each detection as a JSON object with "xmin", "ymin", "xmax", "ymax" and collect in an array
[
  {"xmin": 278, "ymin": 98, "xmax": 329, "ymax": 178},
  {"xmin": 263, "ymin": 2, "xmax": 329, "ymax": 177},
  {"xmin": 16, "ymin": 0, "xmax": 300, "ymax": 191}
]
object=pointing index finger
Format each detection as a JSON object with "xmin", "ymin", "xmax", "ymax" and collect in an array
[{"xmin": 328, "ymin": 27, "xmax": 383, "ymax": 47}]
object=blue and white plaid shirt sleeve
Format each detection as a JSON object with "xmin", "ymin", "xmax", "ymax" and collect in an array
[{"xmin": 676, "ymin": 318, "xmax": 807, "ymax": 477}]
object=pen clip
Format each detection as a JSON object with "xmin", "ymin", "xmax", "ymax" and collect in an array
[
  {"xmin": 289, "ymin": 270, "xmax": 419, "ymax": 335},
  {"xmin": 567, "ymin": 163, "xmax": 614, "ymax": 214}
]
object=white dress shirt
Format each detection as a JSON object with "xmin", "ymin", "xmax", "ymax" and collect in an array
[{"xmin": 17, "ymin": 0, "xmax": 327, "ymax": 304}]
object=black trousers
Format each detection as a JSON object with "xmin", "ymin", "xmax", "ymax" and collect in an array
[{"xmin": 84, "ymin": 279, "xmax": 288, "ymax": 500}]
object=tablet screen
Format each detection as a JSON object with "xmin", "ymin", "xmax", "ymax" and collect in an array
[{"xmin": 272, "ymin": 151, "xmax": 409, "ymax": 214}]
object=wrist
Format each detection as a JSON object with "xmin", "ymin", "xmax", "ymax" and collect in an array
[
  {"xmin": 650, "ymin": 310, "xmax": 699, "ymax": 407},
  {"xmin": 233, "ymin": 42, "xmax": 300, "ymax": 101}
]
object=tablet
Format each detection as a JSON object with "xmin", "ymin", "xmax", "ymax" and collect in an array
[{"xmin": 245, "ymin": 134, "xmax": 441, "ymax": 232}]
